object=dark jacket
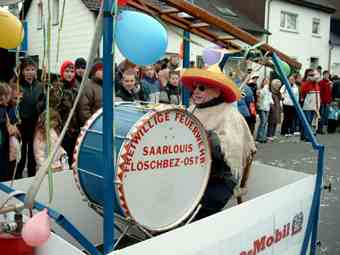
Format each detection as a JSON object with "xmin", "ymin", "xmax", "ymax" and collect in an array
[
  {"xmin": 59, "ymin": 80, "xmax": 80, "ymax": 136},
  {"xmin": 19, "ymin": 79, "xmax": 44, "ymax": 121},
  {"xmin": 141, "ymin": 77, "xmax": 161, "ymax": 102},
  {"xmin": 116, "ymin": 85, "xmax": 146, "ymax": 102},
  {"xmin": 159, "ymin": 83, "xmax": 181, "ymax": 105},
  {"xmin": 333, "ymin": 80, "xmax": 340, "ymax": 100},
  {"xmin": 78, "ymin": 78, "xmax": 102, "ymax": 126}
]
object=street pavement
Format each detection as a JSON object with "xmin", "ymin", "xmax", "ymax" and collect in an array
[{"xmin": 255, "ymin": 133, "xmax": 340, "ymax": 255}]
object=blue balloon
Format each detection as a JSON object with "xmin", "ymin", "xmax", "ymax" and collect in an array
[{"xmin": 115, "ymin": 11, "xmax": 168, "ymax": 65}]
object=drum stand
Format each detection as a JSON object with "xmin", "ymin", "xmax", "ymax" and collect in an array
[{"xmin": 88, "ymin": 201, "xmax": 202, "ymax": 249}]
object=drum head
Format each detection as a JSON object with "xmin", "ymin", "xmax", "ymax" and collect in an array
[{"xmin": 116, "ymin": 107, "xmax": 211, "ymax": 231}]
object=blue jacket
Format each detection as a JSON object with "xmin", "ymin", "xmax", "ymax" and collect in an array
[
  {"xmin": 237, "ymin": 84, "xmax": 254, "ymax": 118},
  {"xmin": 141, "ymin": 77, "xmax": 161, "ymax": 102}
]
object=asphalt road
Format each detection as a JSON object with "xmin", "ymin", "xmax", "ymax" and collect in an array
[{"xmin": 255, "ymin": 133, "xmax": 340, "ymax": 255}]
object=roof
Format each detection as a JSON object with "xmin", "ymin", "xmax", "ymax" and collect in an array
[
  {"xmin": 328, "ymin": 0, "xmax": 340, "ymax": 19},
  {"xmin": 285, "ymin": 0, "xmax": 336, "ymax": 14},
  {"xmin": 81, "ymin": 0, "xmax": 100, "ymax": 11},
  {"xmin": 190, "ymin": 0, "xmax": 267, "ymax": 34}
]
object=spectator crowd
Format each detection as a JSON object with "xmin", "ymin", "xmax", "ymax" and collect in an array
[{"xmin": 0, "ymin": 53, "xmax": 339, "ymax": 182}]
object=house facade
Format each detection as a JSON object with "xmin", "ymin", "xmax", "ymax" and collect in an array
[
  {"xmin": 329, "ymin": 0, "xmax": 340, "ymax": 76},
  {"xmin": 24, "ymin": 0, "xmax": 96, "ymax": 73},
  {"xmin": 228, "ymin": 0, "xmax": 336, "ymax": 72},
  {"xmin": 23, "ymin": 0, "xmax": 266, "ymax": 73}
]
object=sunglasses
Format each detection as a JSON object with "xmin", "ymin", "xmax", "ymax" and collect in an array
[{"xmin": 193, "ymin": 85, "xmax": 206, "ymax": 92}]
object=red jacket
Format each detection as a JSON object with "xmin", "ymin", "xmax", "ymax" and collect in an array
[
  {"xmin": 300, "ymin": 81, "xmax": 320, "ymax": 101},
  {"xmin": 319, "ymin": 79, "xmax": 332, "ymax": 104}
]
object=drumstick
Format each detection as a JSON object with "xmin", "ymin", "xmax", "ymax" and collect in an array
[{"xmin": 236, "ymin": 153, "xmax": 255, "ymax": 204}]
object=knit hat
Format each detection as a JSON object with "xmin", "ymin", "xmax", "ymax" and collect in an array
[
  {"xmin": 75, "ymin": 57, "xmax": 87, "ymax": 69},
  {"xmin": 90, "ymin": 59, "xmax": 103, "ymax": 78},
  {"xmin": 60, "ymin": 60, "xmax": 75, "ymax": 81}
]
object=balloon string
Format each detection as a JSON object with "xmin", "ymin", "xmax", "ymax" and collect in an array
[
  {"xmin": 46, "ymin": 0, "xmax": 54, "ymax": 205},
  {"xmin": 56, "ymin": 0, "xmax": 67, "ymax": 64}
]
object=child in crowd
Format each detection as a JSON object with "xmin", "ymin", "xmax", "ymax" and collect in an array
[
  {"xmin": 34, "ymin": 110, "xmax": 69, "ymax": 172},
  {"xmin": 116, "ymin": 69, "xmax": 146, "ymax": 102},
  {"xmin": 141, "ymin": 65, "xmax": 161, "ymax": 103},
  {"xmin": 159, "ymin": 71, "xmax": 181, "ymax": 105},
  {"xmin": 59, "ymin": 60, "xmax": 79, "ymax": 166},
  {"xmin": 7, "ymin": 79, "xmax": 21, "ymax": 179},
  {"xmin": 17, "ymin": 58, "xmax": 45, "ymax": 178},
  {"xmin": 327, "ymin": 102, "xmax": 339, "ymax": 134},
  {"xmin": 0, "ymin": 83, "xmax": 11, "ymax": 181}
]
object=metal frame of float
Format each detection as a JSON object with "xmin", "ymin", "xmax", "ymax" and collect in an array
[{"xmin": 0, "ymin": 0, "xmax": 325, "ymax": 255}]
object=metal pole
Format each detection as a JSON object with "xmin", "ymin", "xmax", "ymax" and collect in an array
[
  {"xmin": 182, "ymin": 30, "xmax": 191, "ymax": 107},
  {"xmin": 103, "ymin": 0, "xmax": 115, "ymax": 253},
  {"xmin": 310, "ymin": 145, "xmax": 325, "ymax": 255},
  {"xmin": 271, "ymin": 53, "xmax": 325, "ymax": 255}
]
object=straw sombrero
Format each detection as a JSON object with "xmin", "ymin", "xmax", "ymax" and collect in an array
[{"xmin": 181, "ymin": 65, "xmax": 241, "ymax": 103}]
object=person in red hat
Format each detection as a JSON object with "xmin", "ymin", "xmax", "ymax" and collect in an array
[
  {"xmin": 181, "ymin": 65, "xmax": 256, "ymax": 219},
  {"xmin": 58, "ymin": 60, "xmax": 79, "ymax": 166}
]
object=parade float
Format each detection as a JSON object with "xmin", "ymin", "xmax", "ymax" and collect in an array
[{"xmin": 0, "ymin": 1, "xmax": 326, "ymax": 255}]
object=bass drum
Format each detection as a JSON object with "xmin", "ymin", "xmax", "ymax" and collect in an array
[{"xmin": 72, "ymin": 103, "xmax": 211, "ymax": 232}]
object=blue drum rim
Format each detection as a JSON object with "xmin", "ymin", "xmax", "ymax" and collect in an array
[{"xmin": 72, "ymin": 104, "xmax": 212, "ymax": 232}]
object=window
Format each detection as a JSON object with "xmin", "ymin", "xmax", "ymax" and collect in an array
[
  {"xmin": 52, "ymin": 0, "xmax": 59, "ymax": 25},
  {"xmin": 312, "ymin": 18, "xmax": 320, "ymax": 35},
  {"xmin": 280, "ymin": 11, "xmax": 298, "ymax": 31},
  {"xmin": 310, "ymin": 57, "xmax": 319, "ymax": 69},
  {"xmin": 37, "ymin": 1, "xmax": 43, "ymax": 30}
]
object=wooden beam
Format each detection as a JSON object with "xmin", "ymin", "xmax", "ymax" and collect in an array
[
  {"xmin": 190, "ymin": 22, "xmax": 210, "ymax": 28},
  {"xmin": 161, "ymin": 0, "xmax": 302, "ymax": 69},
  {"xmin": 160, "ymin": 7, "xmax": 180, "ymax": 14},
  {"xmin": 218, "ymin": 35, "xmax": 236, "ymax": 41}
]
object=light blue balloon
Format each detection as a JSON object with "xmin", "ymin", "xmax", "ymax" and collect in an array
[{"xmin": 115, "ymin": 10, "xmax": 168, "ymax": 65}]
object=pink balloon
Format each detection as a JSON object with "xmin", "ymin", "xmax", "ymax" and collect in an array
[
  {"xmin": 203, "ymin": 45, "xmax": 222, "ymax": 65},
  {"xmin": 22, "ymin": 209, "xmax": 51, "ymax": 247}
]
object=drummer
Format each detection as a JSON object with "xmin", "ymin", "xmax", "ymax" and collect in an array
[{"xmin": 181, "ymin": 65, "xmax": 256, "ymax": 220}]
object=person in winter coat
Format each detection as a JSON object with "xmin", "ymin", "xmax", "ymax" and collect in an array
[
  {"xmin": 300, "ymin": 69, "xmax": 320, "ymax": 141},
  {"xmin": 17, "ymin": 58, "xmax": 45, "ymax": 178},
  {"xmin": 246, "ymin": 74, "xmax": 259, "ymax": 134},
  {"xmin": 141, "ymin": 65, "xmax": 161, "ymax": 103},
  {"xmin": 267, "ymin": 79, "xmax": 282, "ymax": 141},
  {"xmin": 317, "ymin": 70, "xmax": 332, "ymax": 134},
  {"xmin": 78, "ymin": 61, "xmax": 103, "ymax": 126},
  {"xmin": 280, "ymin": 75, "xmax": 299, "ymax": 136},
  {"xmin": 74, "ymin": 57, "xmax": 87, "ymax": 89},
  {"xmin": 181, "ymin": 65, "xmax": 256, "ymax": 220},
  {"xmin": 159, "ymin": 71, "xmax": 181, "ymax": 105},
  {"xmin": 256, "ymin": 78, "xmax": 273, "ymax": 143},
  {"xmin": 58, "ymin": 60, "xmax": 79, "ymax": 166},
  {"xmin": 116, "ymin": 69, "xmax": 146, "ymax": 102}
]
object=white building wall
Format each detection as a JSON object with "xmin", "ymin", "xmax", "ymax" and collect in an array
[
  {"xmin": 26, "ymin": 0, "xmax": 96, "ymax": 73},
  {"xmin": 331, "ymin": 45, "xmax": 340, "ymax": 76},
  {"xmin": 267, "ymin": 0, "xmax": 331, "ymax": 73}
]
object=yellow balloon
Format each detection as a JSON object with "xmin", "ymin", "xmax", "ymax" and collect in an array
[{"xmin": 0, "ymin": 7, "xmax": 24, "ymax": 49}]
